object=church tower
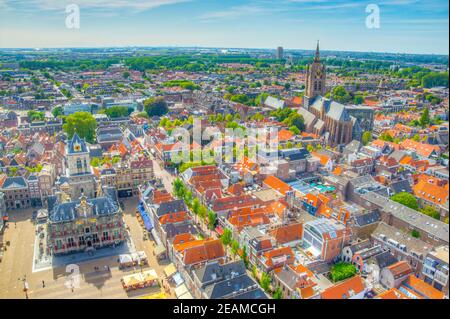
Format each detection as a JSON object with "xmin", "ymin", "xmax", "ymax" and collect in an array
[
  {"xmin": 66, "ymin": 133, "xmax": 90, "ymax": 176},
  {"xmin": 304, "ymin": 41, "xmax": 326, "ymax": 109}
]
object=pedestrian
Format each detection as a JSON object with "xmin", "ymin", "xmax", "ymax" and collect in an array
[{"xmin": 42, "ymin": 280, "xmax": 45, "ymax": 288}]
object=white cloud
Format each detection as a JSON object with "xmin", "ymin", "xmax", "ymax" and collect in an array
[
  {"xmin": 199, "ymin": 3, "xmax": 289, "ymax": 22},
  {"xmin": 3, "ymin": 0, "xmax": 191, "ymax": 12}
]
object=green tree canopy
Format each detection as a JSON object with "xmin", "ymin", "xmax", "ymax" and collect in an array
[
  {"xmin": 330, "ymin": 262, "xmax": 357, "ymax": 282},
  {"xmin": 62, "ymin": 111, "xmax": 97, "ymax": 143},
  {"xmin": 104, "ymin": 106, "xmax": 133, "ymax": 118},
  {"xmin": 362, "ymin": 131, "xmax": 372, "ymax": 146},
  {"xmin": 52, "ymin": 106, "xmax": 64, "ymax": 118},
  {"xmin": 144, "ymin": 96, "xmax": 169, "ymax": 117},
  {"xmin": 419, "ymin": 108, "xmax": 431, "ymax": 128},
  {"xmin": 27, "ymin": 110, "xmax": 45, "ymax": 122},
  {"xmin": 260, "ymin": 273, "xmax": 271, "ymax": 292},
  {"xmin": 420, "ymin": 206, "xmax": 441, "ymax": 220},
  {"xmin": 391, "ymin": 192, "xmax": 419, "ymax": 210}
]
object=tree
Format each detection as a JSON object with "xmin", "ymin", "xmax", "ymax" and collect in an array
[
  {"xmin": 289, "ymin": 126, "xmax": 300, "ymax": 135},
  {"xmin": 391, "ymin": 192, "xmax": 419, "ymax": 210},
  {"xmin": 330, "ymin": 262, "xmax": 357, "ymax": 282},
  {"xmin": 273, "ymin": 287, "xmax": 282, "ymax": 299},
  {"xmin": 52, "ymin": 106, "xmax": 64, "ymax": 118},
  {"xmin": 411, "ymin": 229, "xmax": 421, "ymax": 238},
  {"xmin": 207, "ymin": 210, "xmax": 217, "ymax": 230},
  {"xmin": 192, "ymin": 198, "xmax": 201, "ymax": 216},
  {"xmin": 90, "ymin": 157, "xmax": 100, "ymax": 167},
  {"xmin": 198, "ymin": 205, "xmax": 207, "ymax": 222},
  {"xmin": 62, "ymin": 111, "xmax": 97, "ymax": 143},
  {"xmin": 144, "ymin": 96, "xmax": 168, "ymax": 117},
  {"xmin": 173, "ymin": 178, "xmax": 186, "ymax": 199},
  {"xmin": 331, "ymin": 86, "xmax": 352, "ymax": 103},
  {"xmin": 379, "ymin": 132, "xmax": 394, "ymax": 142},
  {"xmin": 361, "ymin": 131, "xmax": 372, "ymax": 146},
  {"xmin": 419, "ymin": 108, "xmax": 430, "ymax": 128},
  {"xmin": 354, "ymin": 95, "xmax": 364, "ymax": 105},
  {"xmin": 231, "ymin": 240, "xmax": 240, "ymax": 259},
  {"xmin": 260, "ymin": 273, "xmax": 271, "ymax": 292},
  {"xmin": 183, "ymin": 191, "xmax": 193, "ymax": 206},
  {"xmin": 221, "ymin": 228, "xmax": 232, "ymax": 247},
  {"xmin": 104, "ymin": 106, "xmax": 132, "ymax": 118},
  {"xmin": 27, "ymin": 110, "xmax": 45, "ymax": 122},
  {"xmin": 420, "ymin": 206, "xmax": 441, "ymax": 220},
  {"xmin": 241, "ymin": 246, "xmax": 249, "ymax": 268},
  {"xmin": 123, "ymin": 71, "xmax": 130, "ymax": 79}
]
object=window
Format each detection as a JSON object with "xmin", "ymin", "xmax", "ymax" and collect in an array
[{"xmin": 76, "ymin": 158, "xmax": 82, "ymax": 171}]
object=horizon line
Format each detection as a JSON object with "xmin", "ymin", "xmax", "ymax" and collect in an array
[{"xmin": 0, "ymin": 44, "xmax": 448, "ymax": 57}]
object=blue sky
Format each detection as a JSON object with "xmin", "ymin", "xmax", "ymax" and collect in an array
[{"xmin": 0, "ymin": 0, "xmax": 448, "ymax": 54}]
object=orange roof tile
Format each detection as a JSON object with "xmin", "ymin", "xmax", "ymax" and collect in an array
[
  {"xmin": 321, "ymin": 276, "xmax": 365, "ymax": 299},
  {"xmin": 413, "ymin": 180, "xmax": 449, "ymax": 206},
  {"xmin": 263, "ymin": 175, "xmax": 292, "ymax": 196},
  {"xmin": 402, "ymin": 275, "xmax": 445, "ymax": 299},
  {"xmin": 377, "ymin": 288, "xmax": 410, "ymax": 300},
  {"xmin": 270, "ymin": 223, "xmax": 303, "ymax": 245}
]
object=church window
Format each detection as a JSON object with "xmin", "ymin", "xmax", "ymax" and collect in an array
[
  {"xmin": 314, "ymin": 82, "xmax": 318, "ymax": 90},
  {"xmin": 76, "ymin": 158, "xmax": 82, "ymax": 171}
]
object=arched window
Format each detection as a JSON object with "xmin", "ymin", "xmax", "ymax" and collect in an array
[{"xmin": 76, "ymin": 158, "xmax": 82, "ymax": 172}]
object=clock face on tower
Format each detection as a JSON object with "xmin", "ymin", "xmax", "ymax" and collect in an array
[{"xmin": 74, "ymin": 142, "xmax": 81, "ymax": 152}]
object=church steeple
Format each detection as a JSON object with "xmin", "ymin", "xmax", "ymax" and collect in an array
[
  {"xmin": 314, "ymin": 40, "xmax": 320, "ymax": 62},
  {"xmin": 304, "ymin": 41, "xmax": 326, "ymax": 109}
]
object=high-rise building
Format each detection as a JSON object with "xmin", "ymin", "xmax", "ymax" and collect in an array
[{"xmin": 276, "ymin": 46, "xmax": 284, "ymax": 60}]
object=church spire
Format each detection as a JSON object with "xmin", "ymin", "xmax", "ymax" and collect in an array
[{"xmin": 314, "ymin": 40, "xmax": 320, "ymax": 62}]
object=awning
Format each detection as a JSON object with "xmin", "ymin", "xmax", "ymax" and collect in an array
[
  {"xmin": 119, "ymin": 254, "xmax": 133, "ymax": 265},
  {"xmin": 164, "ymin": 263, "xmax": 177, "ymax": 278},
  {"xmin": 138, "ymin": 206, "xmax": 153, "ymax": 231}
]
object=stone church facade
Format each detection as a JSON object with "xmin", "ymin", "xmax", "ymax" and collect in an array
[{"xmin": 300, "ymin": 42, "xmax": 374, "ymax": 146}]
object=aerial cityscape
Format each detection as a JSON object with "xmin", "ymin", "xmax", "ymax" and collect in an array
[{"xmin": 0, "ymin": 0, "xmax": 448, "ymax": 302}]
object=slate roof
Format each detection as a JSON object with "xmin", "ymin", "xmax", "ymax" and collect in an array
[
  {"xmin": 68, "ymin": 133, "xmax": 88, "ymax": 154},
  {"xmin": 279, "ymin": 148, "xmax": 310, "ymax": 161},
  {"xmin": 194, "ymin": 260, "xmax": 246, "ymax": 286},
  {"xmin": 389, "ymin": 180, "xmax": 413, "ymax": 194},
  {"xmin": 1, "ymin": 176, "xmax": 27, "ymax": 189},
  {"xmin": 155, "ymin": 199, "xmax": 186, "ymax": 217},
  {"xmin": 48, "ymin": 191, "xmax": 119, "ymax": 223},
  {"xmin": 362, "ymin": 192, "xmax": 449, "ymax": 244},
  {"xmin": 354, "ymin": 210, "xmax": 381, "ymax": 227},
  {"xmin": 297, "ymin": 108, "xmax": 316, "ymax": 126},
  {"xmin": 204, "ymin": 273, "xmax": 260, "ymax": 299},
  {"xmin": 375, "ymin": 250, "xmax": 399, "ymax": 269}
]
